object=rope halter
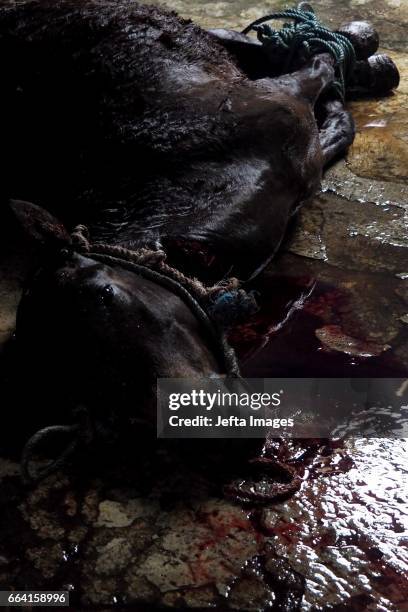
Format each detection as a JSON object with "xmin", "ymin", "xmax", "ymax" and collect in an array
[
  {"xmin": 242, "ymin": 2, "xmax": 356, "ymax": 101},
  {"xmin": 69, "ymin": 224, "xmax": 252, "ymax": 378}
]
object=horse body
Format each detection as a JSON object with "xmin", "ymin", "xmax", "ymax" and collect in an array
[{"xmin": 2, "ymin": 0, "xmax": 341, "ymax": 277}]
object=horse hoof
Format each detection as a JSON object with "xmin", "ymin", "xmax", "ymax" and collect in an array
[
  {"xmin": 366, "ymin": 53, "xmax": 400, "ymax": 93},
  {"xmin": 351, "ymin": 53, "xmax": 400, "ymax": 96},
  {"xmin": 337, "ymin": 21, "xmax": 379, "ymax": 60}
]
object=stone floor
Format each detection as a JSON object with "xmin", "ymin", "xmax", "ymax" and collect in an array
[{"xmin": 0, "ymin": 1, "xmax": 407, "ymax": 610}]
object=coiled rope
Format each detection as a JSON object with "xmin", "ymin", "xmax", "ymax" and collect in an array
[{"xmin": 242, "ymin": 2, "xmax": 356, "ymax": 100}]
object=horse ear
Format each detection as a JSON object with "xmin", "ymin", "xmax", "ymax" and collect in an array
[{"xmin": 9, "ymin": 199, "xmax": 71, "ymax": 247}]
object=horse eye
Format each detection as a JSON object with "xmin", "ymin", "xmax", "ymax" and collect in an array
[{"xmin": 99, "ymin": 284, "xmax": 115, "ymax": 303}]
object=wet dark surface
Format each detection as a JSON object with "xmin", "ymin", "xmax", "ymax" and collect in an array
[
  {"xmin": 0, "ymin": 0, "xmax": 408, "ymax": 610},
  {"xmin": 0, "ymin": 434, "xmax": 406, "ymax": 610},
  {"xmin": 236, "ymin": 259, "xmax": 408, "ymax": 379}
]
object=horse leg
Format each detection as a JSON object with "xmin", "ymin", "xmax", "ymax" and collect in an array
[
  {"xmin": 275, "ymin": 54, "xmax": 355, "ymax": 166},
  {"xmin": 318, "ymin": 99, "xmax": 355, "ymax": 166}
]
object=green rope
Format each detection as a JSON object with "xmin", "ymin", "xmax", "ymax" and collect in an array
[{"xmin": 242, "ymin": 3, "xmax": 356, "ymax": 101}]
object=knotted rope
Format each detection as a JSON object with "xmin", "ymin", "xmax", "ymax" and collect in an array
[
  {"xmin": 71, "ymin": 225, "xmax": 258, "ymax": 326},
  {"xmin": 242, "ymin": 2, "xmax": 356, "ymax": 100},
  {"xmin": 70, "ymin": 226, "xmax": 249, "ymax": 379}
]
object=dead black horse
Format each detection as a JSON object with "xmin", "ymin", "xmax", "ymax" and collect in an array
[{"xmin": 0, "ymin": 1, "xmax": 399, "ymax": 478}]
